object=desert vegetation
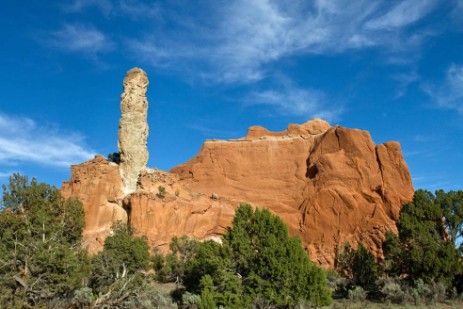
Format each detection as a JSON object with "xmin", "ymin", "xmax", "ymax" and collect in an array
[{"xmin": 1, "ymin": 173, "xmax": 463, "ymax": 308}]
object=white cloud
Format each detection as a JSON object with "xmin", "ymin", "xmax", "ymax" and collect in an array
[
  {"xmin": 63, "ymin": 0, "xmax": 161, "ymax": 19},
  {"xmin": 62, "ymin": 0, "xmax": 113, "ymax": 15},
  {"xmin": 118, "ymin": 0, "xmax": 161, "ymax": 18},
  {"xmin": 246, "ymin": 82, "xmax": 340, "ymax": 120},
  {"xmin": 0, "ymin": 171, "xmax": 17, "ymax": 179},
  {"xmin": 365, "ymin": 0, "xmax": 436, "ymax": 30},
  {"xmin": 49, "ymin": 24, "xmax": 114, "ymax": 55},
  {"xmin": 393, "ymin": 71, "xmax": 420, "ymax": 97},
  {"xmin": 0, "ymin": 113, "xmax": 95, "ymax": 168},
  {"xmin": 129, "ymin": 0, "xmax": 439, "ymax": 84},
  {"xmin": 424, "ymin": 64, "xmax": 463, "ymax": 113}
]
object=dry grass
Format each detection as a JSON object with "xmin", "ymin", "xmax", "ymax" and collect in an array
[{"xmin": 324, "ymin": 299, "xmax": 463, "ymax": 309}]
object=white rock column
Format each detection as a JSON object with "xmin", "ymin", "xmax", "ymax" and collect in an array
[{"xmin": 118, "ymin": 68, "xmax": 149, "ymax": 194}]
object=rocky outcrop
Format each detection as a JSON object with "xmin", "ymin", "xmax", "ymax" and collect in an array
[
  {"xmin": 61, "ymin": 69, "xmax": 414, "ymax": 267},
  {"xmin": 171, "ymin": 121, "xmax": 414, "ymax": 265},
  {"xmin": 61, "ymin": 155, "xmax": 127, "ymax": 253},
  {"xmin": 118, "ymin": 68, "xmax": 149, "ymax": 194},
  {"xmin": 63, "ymin": 119, "xmax": 413, "ymax": 266},
  {"xmin": 62, "ymin": 161, "xmax": 237, "ymax": 254}
]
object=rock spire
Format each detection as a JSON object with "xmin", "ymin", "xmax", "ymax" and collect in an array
[{"xmin": 118, "ymin": 68, "xmax": 149, "ymax": 194}]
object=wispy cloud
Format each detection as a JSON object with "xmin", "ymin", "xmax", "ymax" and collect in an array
[
  {"xmin": 118, "ymin": 0, "xmax": 161, "ymax": 18},
  {"xmin": 365, "ymin": 0, "xmax": 436, "ymax": 30},
  {"xmin": 246, "ymin": 81, "xmax": 340, "ymax": 120},
  {"xmin": 424, "ymin": 64, "xmax": 463, "ymax": 113},
  {"xmin": 412, "ymin": 174, "xmax": 453, "ymax": 191},
  {"xmin": 185, "ymin": 123, "xmax": 239, "ymax": 139},
  {"xmin": 393, "ymin": 71, "xmax": 420, "ymax": 97},
  {"xmin": 62, "ymin": 0, "xmax": 161, "ymax": 19},
  {"xmin": 128, "ymin": 0, "xmax": 440, "ymax": 84},
  {"xmin": 0, "ymin": 113, "xmax": 95, "ymax": 168},
  {"xmin": 0, "ymin": 171, "xmax": 17, "ymax": 179},
  {"xmin": 48, "ymin": 23, "xmax": 114, "ymax": 56},
  {"xmin": 62, "ymin": 0, "xmax": 113, "ymax": 15}
]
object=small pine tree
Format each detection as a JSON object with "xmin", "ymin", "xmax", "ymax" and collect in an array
[
  {"xmin": 199, "ymin": 275, "xmax": 216, "ymax": 309},
  {"xmin": 223, "ymin": 204, "xmax": 332, "ymax": 306},
  {"xmin": 352, "ymin": 242, "xmax": 380, "ymax": 290},
  {"xmin": 383, "ymin": 190, "xmax": 463, "ymax": 288}
]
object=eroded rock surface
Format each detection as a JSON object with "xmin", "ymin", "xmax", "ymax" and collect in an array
[
  {"xmin": 171, "ymin": 120, "xmax": 414, "ymax": 265},
  {"xmin": 118, "ymin": 68, "xmax": 149, "ymax": 194},
  {"xmin": 61, "ymin": 70, "xmax": 414, "ymax": 267},
  {"xmin": 61, "ymin": 155, "xmax": 127, "ymax": 253}
]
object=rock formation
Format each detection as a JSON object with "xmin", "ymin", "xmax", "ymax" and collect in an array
[
  {"xmin": 60, "ymin": 155, "xmax": 127, "ymax": 253},
  {"xmin": 171, "ymin": 120, "xmax": 414, "ymax": 265},
  {"xmin": 61, "ymin": 69, "xmax": 415, "ymax": 267},
  {"xmin": 118, "ymin": 68, "xmax": 149, "ymax": 194}
]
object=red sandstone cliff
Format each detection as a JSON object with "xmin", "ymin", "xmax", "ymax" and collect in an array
[{"xmin": 61, "ymin": 119, "xmax": 414, "ymax": 266}]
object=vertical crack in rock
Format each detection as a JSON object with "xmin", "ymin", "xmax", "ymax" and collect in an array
[{"xmin": 118, "ymin": 68, "xmax": 149, "ymax": 194}]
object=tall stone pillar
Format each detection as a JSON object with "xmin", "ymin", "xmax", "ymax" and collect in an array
[{"xmin": 118, "ymin": 68, "xmax": 149, "ymax": 194}]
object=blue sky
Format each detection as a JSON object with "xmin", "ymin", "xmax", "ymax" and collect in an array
[{"xmin": 1, "ymin": 0, "xmax": 462, "ymax": 192}]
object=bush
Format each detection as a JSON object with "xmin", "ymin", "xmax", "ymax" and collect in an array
[
  {"xmin": 0, "ymin": 174, "xmax": 89, "ymax": 307},
  {"xmin": 162, "ymin": 204, "xmax": 332, "ymax": 308},
  {"xmin": 90, "ymin": 223, "xmax": 150, "ymax": 294},
  {"xmin": 348, "ymin": 286, "xmax": 367, "ymax": 302},
  {"xmin": 411, "ymin": 279, "xmax": 447, "ymax": 304},
  {"xmin": 107, "ymin": 152, "xmax": 121, "ymax": 163},
  {"xmin": 352, "ymin": 242, "xmax": 380, "ymax": 290},
  {"xmin": 383, "ymin": 190, "xmax": 463, "ymax": 288},
  {"xmin": 72, "ymin": 287, "xmax": 94, "ymax": 307},
  {"xmin": 158, "ymin": 186, "xmax": 167, "ymax": 198},
  {"xmin": 223, "ymin": 204, "xmax": 332, "ymax": 307},
  {"xmin": 182, "ymin": 292, "xmax": 201, "ymax": 308},
  {"xmin": 380, "ymin": 279, "xmax": 406, "ymax": 304},
  {"xmin": 335, "ymin": 241, "xmax": 380, "ymax": 292}
]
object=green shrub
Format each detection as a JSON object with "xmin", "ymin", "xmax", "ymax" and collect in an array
[
  {"xmin": 182, "ymin": 291, "xmax": 201, "ymax": 308},
  {"xmin": 163, "ymin": 204, "xmax": 332, "ymax": 308},
  {"xmin": 223, "ymin": 204, "xmax": 332, "ymax": 307},
  {"xmin": 383, "ymin": 190, "xmax": 463, "ymax": 288},
  {"xmin": 158, "ymin": 186, "xmax": 167, "ymax": 198},
  {"xmin": 380, "ymin": 279, "xmax": 406, "ymax": 304},
  {"xmin": 72, "ymin": 287, "xmax": 94, "ymax": 307},
  {"xmin": 348, "ymin": 286, "xmax": 367, "ymax": 302},
  {"xmin": 107, "ymin": 152, "xmax": 121, "ymax": 163}
]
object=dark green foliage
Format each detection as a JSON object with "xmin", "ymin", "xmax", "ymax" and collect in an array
[
  {"xmin": 335, "ymin": 241, "xmax": 381, "ymax": 292},
  {"xmin": 436, "ymin": 189, "xmax": 463, "ymax": 252},
  {"xmin": 335, "ymin": 242, "xmax": 355, "ymax": 279},
  {"xmin": 0, "ymin": 173, "xmax": 177, "ymax": 308},
  {"xmin": 224, "ymin": 204, "xmax": 332, "ymax": 306},
  {"xmin": 382, "ymin": 231, "xmax": 404, "ymax": 277},
  {"xmin": 199, "ymin": 275, "xmax": 216, "ymax": 309},
  {"xmin": 0, "ymin": 173, "xmax": 88, "ymax": 307},
  {"xmin": 158, "ymin": 185, "xmax": 167, "ymax": 198},
  {"xmin": 352, "ymin": 243, "xmax": 380, "ymax": 290},
  {"xmin": 176, "ymin": 204, "xmax": 332, "ymax": 307},
  {"xmin": 383, "ymin": 189, "xmax": 463, "ymax": 289},
  {"xmin": 107, "ymin": 152, "xmax": 121, "ymax": 163},
  {"xmin": 153, "ymin": 235, "xmax": 200, "ymax": 284},
  {"xmin": 90, "ymin": 222, "xmax": 150, "ymax": 294}
]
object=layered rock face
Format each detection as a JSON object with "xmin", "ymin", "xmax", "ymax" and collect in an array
[
  {"xmin": 61, "ymin": 155, "xmax": 127, "ymax": 253},
  {"xmin": 61, "ymin": 69, "xmax": 414, "ymax": 266},
  {"xmin": 171, "ymin": 120, "xmax": 414, "ymax": 265},
  {"xmin": 62, "ymin": 121, "xmax": 413, "ymax": 266},
  {"xmin": 118, "ymin": 68, "xmax": 149, "ymax": 194}
]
